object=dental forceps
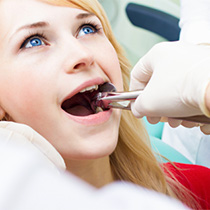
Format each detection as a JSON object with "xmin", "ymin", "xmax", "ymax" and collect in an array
[
  {"xmin": 96, "ymin": 90, "xmax": 142, "ymax": 110},
  {"xmin": 94, "ymin": 82, "xmax": 141, "ymax": 110},
  {"xmin": 95, "ymin": 84, "xmax": 210, "ymax": 124}
]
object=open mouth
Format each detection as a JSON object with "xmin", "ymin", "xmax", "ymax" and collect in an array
[{"xmin": 61, "ymin": 83, "xmax": 110, "ymax": 116}]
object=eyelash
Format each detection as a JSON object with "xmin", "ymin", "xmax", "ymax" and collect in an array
[
  {"xmin": 78, "ymin": 21, "xmax": 102, "ymax": 35},
  {"xmin": 20, "ymin": 21, "xmax": 102, "ymax": 49},
  {"xmin": 20, "ymin": 31, "xmax": 47, "ymax": 49}
]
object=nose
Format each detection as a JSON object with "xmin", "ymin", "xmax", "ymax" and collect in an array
[{"xmin": 62, "ymin": 38, "xmax": 95, "ymax": 73}]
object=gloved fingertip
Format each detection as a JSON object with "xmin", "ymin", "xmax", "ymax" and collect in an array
[
  {"xmin": 146, "ymin": 117, "xmax": 161, "ymax": 124},
  {"xmin": 200, "ymin": 124, "xmax": 210, "ymax": 134},
  {"xmin": 131, "ymin": 110, "xmax": 143, "ymax": 118},
  {"xmin": 181, "ymin": 120, "xmax": 198, "ymax": 128},
  {"xmin": 168, "ymin": 118, "xmax": 182, "ymax": 128},
  {"xmin": 130, "ymin": 104, "xmax": 143, "ymax": 118}
]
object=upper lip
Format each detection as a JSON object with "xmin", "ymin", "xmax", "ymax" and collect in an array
[{"xmin": 61, "ymin": 78, "xmax": 109, "ymax": 105}]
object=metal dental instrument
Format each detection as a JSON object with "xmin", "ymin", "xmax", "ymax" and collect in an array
[
  {"xmin": 96, "ymin": 90, "xmax": 142, "ymax": 110},
  {"xmin": 95, "ymin": 83, "xmax": 210, "ymax": 124},
  {"xmin": 94, "ymin": 82, "xmax": 140, "ymax": 110}
]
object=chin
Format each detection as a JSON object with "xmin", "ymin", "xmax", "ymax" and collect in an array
[{"xmin": 54, "ymin": 128, "xmax": 119, "ymax": 161}]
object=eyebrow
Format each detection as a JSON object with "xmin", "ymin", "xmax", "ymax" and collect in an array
[
  {"xmin": 15, "ymin": 12, "xmax": 95, "ymax": 33},
  {"xmin": 76, "ymin": 12, "xmax": 96, "ymax": 19},
  {"xmin": 16, "ymin": 21, "xmax": 50, "ymax": 33},
  {"xmin": 10, "ymin": 12, "xmax": 97, "ymax": 41}
]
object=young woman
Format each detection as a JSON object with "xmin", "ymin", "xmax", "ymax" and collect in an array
[{"xmin": 0, "ymin": 0, "xmax": 209, "ymax": 209}]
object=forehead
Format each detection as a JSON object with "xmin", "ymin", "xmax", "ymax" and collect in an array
[{"xmin": 0, "ymin": 0, "xmax": 88, "ymax": 32}]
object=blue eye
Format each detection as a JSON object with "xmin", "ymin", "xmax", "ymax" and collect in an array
[
  {"xmin": 82, "ymin": 26, "xmax": 95, "ymax": 34},
  {"xmin": 25, "ymin": 37, "xmax": 45, "ymax": 48},
  {"xmin": 78, "ymin": 25, "xmax": 98, "ymax": 38},
  {"xmin": 20, "ymin": 34, "xmax": 47, "ymax": 49}
]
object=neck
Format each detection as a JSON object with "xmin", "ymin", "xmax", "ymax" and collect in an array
[{"xmin": 64, "ymin": 156, "xmax": 114, "ymax": 188}]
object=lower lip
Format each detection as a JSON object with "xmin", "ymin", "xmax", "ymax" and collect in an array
[{"xmin": 63, "ymin": 109, "xmax": 113, "ymax": 126}]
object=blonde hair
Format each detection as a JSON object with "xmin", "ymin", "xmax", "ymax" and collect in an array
[{"xmin": 3, "ymin": 0, "xmax": 199, "ymax": 208}]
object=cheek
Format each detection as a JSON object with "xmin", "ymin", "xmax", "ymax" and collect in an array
[
  {"xmin": 0, "ymin": 69, "xmax": 47, "ymax": 121},
  {"xmin": 98, "ymin": 41, "xmax": 123, "ymax": 90}
]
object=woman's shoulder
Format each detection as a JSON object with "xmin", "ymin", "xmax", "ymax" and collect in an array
[{"xmin": 163, "ymin": 162, "xmax": 210, "ymax": 208}]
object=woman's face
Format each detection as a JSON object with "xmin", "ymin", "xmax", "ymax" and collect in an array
[{"xmin": 0, "ymin": 0, "xmax": 123, "ymax": 159}]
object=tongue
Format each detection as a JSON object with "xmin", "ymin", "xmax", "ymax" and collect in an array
[{"xmin": 66, "ymin": 105, "xmax": 94, "ymax": 116}]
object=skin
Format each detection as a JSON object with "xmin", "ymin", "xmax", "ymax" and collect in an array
[{"xmin": 0, "ymin": 0, "xmax": 123, "ymax": 187}]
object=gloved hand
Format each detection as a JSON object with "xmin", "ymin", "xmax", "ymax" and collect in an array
[
  {"xmin": 129, "ymin": 41, "xmax": 210, "ymax": 133},
  {"xmin": 0, "ymin": 121, "xmax": 65, "ymax": 170}
]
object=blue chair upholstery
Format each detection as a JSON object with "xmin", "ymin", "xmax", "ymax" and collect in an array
[
  {"xmin": 126, "ymin": 3, "xmax": 180, "ymax": 41},
  {"xmin": 150, "ymin": 136, "xmax": 192, "ymax": 164},
  {"xmin": 144, "ymin": 117, "xmax": 164, "ymax": 139}
]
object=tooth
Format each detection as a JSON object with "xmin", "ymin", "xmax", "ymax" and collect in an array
[
  {"xmin": 95, "ymin": 106, "xmax": 103, "ymax": 113},
  {"xmin": 86, "ymin": 85, "xmax": 98, "ymax": 91},
  {"xmin": 80, "ymin": 85, "xmax": 98, "ymax": 93},
  {"xmin": 91, "ymin": 85, "xmax": 98, "ymax": 92}
]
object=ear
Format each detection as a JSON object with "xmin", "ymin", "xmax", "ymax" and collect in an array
[{"xmin": 0, "ymin": 106, "xmax": 6, "ymax": 120}]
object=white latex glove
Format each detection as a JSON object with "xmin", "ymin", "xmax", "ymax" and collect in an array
[
  {"xmin": 129, "ymin": 41, "xmax": 210, "ymax": 133},
  {"xmin": 0, "ymin": 121, "xmax": 65, "ymax": 170}
]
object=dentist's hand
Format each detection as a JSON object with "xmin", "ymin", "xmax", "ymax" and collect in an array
[{"xmin": 130, "ymin": 41, "xmax": 210, "ymax": 133}]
